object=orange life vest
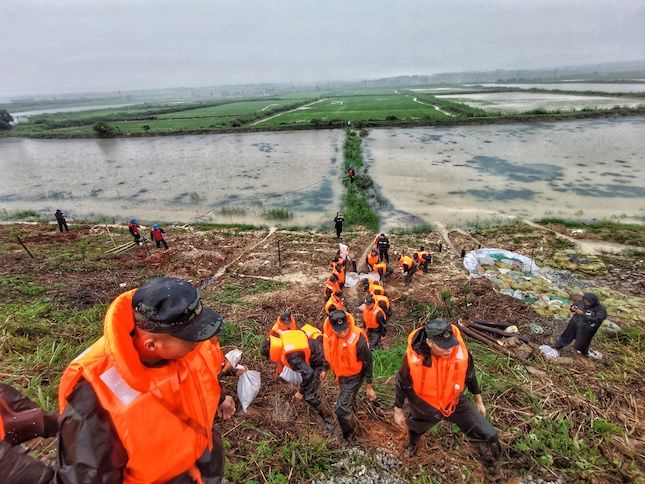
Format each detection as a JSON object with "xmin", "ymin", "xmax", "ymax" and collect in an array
[
  {"xmin": 324, "ymin": 294, "xmax": 344, "ymax": 315},
  {"xmin": 323, "ymin": 279, "xmax": 341, "ymax": 297},
  {"xmin": 301, "ymin": 324, "xmax": 322, "ymax": 340},
  {"xmin": 368, "ymin": 281, "xmax": 385, "ymax": 296},
  {"xmin": 362, "ymin": 305, "xmax": 386, "ymax": 330},
  {"xmin": 373, "ymin": 262, "xmax": 387, "ymax": 275},
  {"xmin": 372, "ymin": 294, "xmax": 391, "ymax": 311},
  {"xmin": 322, "ymin": 313, "xmax": 356, "ymax": 337},
  {"xmin": 323, "ymin": 318, "xmax": 366, "ymax": 377},
  {"xmin": 270, "ymin": 314, "xmax": 297, "ymax": 337},
  {"xmin": 399, "ymin": 255, "xmax": 413, "ymax": 269},
  {"xmin": 415, "ymin": 251, "xmax": 430, "ymax": 263},
  {"xmin": 269, "ymin": 330, "xmax": 311, "ymax": 374},
  {"xmin": 406, "ymin": 325, "xmax": 468, "ymax": 417},
  {"xmin": 366, "ymin": 253, "xmax": 379, "ymax": 268},
  {"xmin": 58, "ymin": 290, "xmax": 223, "ymax": 484},
  {"xmin": 333, "ymin": 267, "xmax": 346, "ymax": 285},
  {"xmin": 0, "ymin": 417, "xmax": 4, "ymax": 440}
]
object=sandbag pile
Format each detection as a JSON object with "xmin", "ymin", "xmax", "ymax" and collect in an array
[{"xmin": 536, "ymin": 250, "xmax": 606, "ymax": 276}]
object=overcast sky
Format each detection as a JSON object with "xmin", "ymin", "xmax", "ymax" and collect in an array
[{"xmin": 2, "ymin": 0, "xmax": 644, "ymax": 98}]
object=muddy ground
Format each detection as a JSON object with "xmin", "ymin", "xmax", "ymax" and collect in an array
[{"xmin": 0, "ymin": 221, "xmax": 643, "ymax": 482}]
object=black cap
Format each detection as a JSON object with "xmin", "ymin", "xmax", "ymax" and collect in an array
[
  {"xmin": 329, "ymin": 310, "xmax": 349, "ymax": 332},
  {"xmin": 280, "ymin": 311, "xmax": 292, "ymax": 322},
  {"xmin": 132, "ymin": 277, "xmax": 223, "ymax": 342},
  {"xmin": 424, "ymin": 318, "xmax": 458, "ymax": 349}
]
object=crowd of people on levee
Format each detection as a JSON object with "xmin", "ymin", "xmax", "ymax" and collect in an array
[{"xmin": 3, "ymin": 225, "xmax": 614, "ymax": 482}]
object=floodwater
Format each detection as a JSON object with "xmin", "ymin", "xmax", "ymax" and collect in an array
[
  {"xmin": 10, "ymin": 103, "xmax": 140, "ymax": 123},
  {"xmin": 436, "ymin": 92, "xmax": 644, "ymax": 113},
  {"xmin": 470, "ymin": 83, "xmax": 645, "ymax": 93},
  {"xmin": 0, "ymin": 130, "xmax": 343, "ymax": 225},
  {"xmin": 363, "ymin": 117, "xmax": 645, "ymax": 227}
]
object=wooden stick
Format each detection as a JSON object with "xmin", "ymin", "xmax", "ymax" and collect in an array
[
  {"xmin": 16, "ymin": 237, "xmax": 34, "ymax": 258},
  {"xmin": 458, "ymin": 323, "xmax": 532, "ymax": 364},
  {"xmin": 472, "ymin": 319, "xmax": 512, "ymax": 329},
  {"xmin": 105, "ymin": 224, "xmax": 117, "ymax": 248},
  {"xmin": 469, "ymin": 322, "xmax": 530, "ymax": 343}
]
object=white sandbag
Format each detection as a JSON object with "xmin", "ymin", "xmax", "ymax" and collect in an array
[
  {"xmin": 237, "ymin": 369, "xmax": 261, "ymax": 413},
  {"xmin": 225, "ymin": 349, "xmax": 243, "ymax": 367},
  {"xmin": 367, "ymin": 273, "xmax": 380, "ymax": 281},
  {"xmin": 279, "ymin": 365, "xmax": 303, "ymax": 385},
  {"xmin": 538, "ymin": 345, "xmax": 559, "ymax": 359},
  {"xmin": 338, "ymin": 243, "xmax": 349, "ymax": 261},
  {"xmin": 344, "ymin": 272, "xmax": 361, "ymax": 288}
]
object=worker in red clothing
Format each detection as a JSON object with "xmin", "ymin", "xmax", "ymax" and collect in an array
[
  {"xmin": 127, "ymin": 218, "xmax": 142, "ymax": 245},
  {"xmin": 150, "ymin": 223, "xmax": 169, "ymax": 249}
]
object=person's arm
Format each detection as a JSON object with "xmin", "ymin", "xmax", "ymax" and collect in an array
[
  {"xmin": 0, "ymin": 441, "xmax": 55, "ymax": 484},
  {"xmin": 465, "ymin": 354, "xmax": 486, "ymax": 416},
  {"xmin": 357, "ymin": 335, "xmax": 373, "ymax": 384},
  {"xmin": 584, "ymin": 306, "xmax": 607, "ymax": 326},
  {"xmin": 394, "ymin": 358, "xmax": 411, "ymax": 409},
  {"xmin": 377, "ymin": 312, "xmax": 387, "ymax": 334},
  {"xmin": 57, "ymin": 380, "xmax": 128, "ymax": 483}
]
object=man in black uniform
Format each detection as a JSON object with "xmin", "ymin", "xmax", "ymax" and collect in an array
[
  {"xmin": 553, "ymin": 292, "xmax": 607, "ymax": 356},
  {"xmin": 394, "ymin": 319, "xmax": 501, "ymax": 480},
  {"xmin": 261, "ymin": 329, "xmax": 335, "ymax": 431},
  {"xmin": 334, "ymin": 212, "xmax": 344, "ymax": 239},
  {"xmin": 376, "ymin": 233, "xmax": 390, "ymax": 263},
  {"xmin": 54, "ymin": 209, "xmax": 69, "ymax": 233}
]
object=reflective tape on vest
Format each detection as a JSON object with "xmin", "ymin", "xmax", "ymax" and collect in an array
[{"xmin": 99, "ymin": 366, "xmax": 141, "ymax": 406}]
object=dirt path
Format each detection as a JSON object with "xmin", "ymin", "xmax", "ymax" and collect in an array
[
  {"xmin": 433, "ymin": 221, "xmax": 457, "ymax": 255},
  {"xmin": 249, "ymin": 98, "xmax": 329, "ymax": 126},
  {"xmin": 201, "ymin": 227, "xmax": 277, "ymax": 288},
  {"xmin": 522, "ymin": 219, "xmax": 639, "ymax": 255},
  {"xmin": 411, "ymin": 97, "xmax": 454, "ymax": 117}
]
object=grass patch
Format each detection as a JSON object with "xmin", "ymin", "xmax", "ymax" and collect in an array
[
  {"xmin": 263, "ymin": 208, "xmax": 294, "ymax": 220},
  {"xmin": 0, "ymin": 209, "xmax": 42, "ymax": 221},
  {"xmin": 391, "ymin": 223, "xmax": 435, "ymax": 235},
  {"xmin": 536, "ymin": 217, "xmax": 645, "ymax": 245}
]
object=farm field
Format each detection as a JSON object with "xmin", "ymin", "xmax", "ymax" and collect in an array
[{"xmin": 254, "ymin": 93, "xmax": 450, "ymax": 127}]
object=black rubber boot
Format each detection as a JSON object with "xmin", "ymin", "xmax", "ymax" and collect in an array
[
  {"xmin": 404, "ymin": 431, "xmax": 422, "ymax": 458},
  {"xmin": 338, "ymin": 414, "xmax": 358, "ymax": 442}
]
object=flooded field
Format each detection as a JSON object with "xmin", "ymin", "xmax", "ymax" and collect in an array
[
  {"xmin": 364, "ymin": 117, "xmax": 645, "ymax": 227},
  {"xmin": 0, "ymin": 130, "xmax": 343, "ymax": 225},
  {"xmin": 436, "ymin": 92, "xmax": 644, "ymax": 112},
  {"xmin": 472, "ymin": 82, "xmax": 645, "ymax": 93}
]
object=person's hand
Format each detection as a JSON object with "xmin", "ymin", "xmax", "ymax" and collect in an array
[
  {"xmin": 366, "ymin": 384, "xmax": 376, "ymax": 401},
  {"xmin": 217, "ymin": 395, "xmax": 236, "ymax": 420},
  {"xmin": 319, "ymin": 371, "xmax": 327, "ymax": 382},
  {"xmin": 293, "ymin": 391, "xmax": 303, "ymax": 402},
  {"xmin": 474, "ymin": 394, "xmax": 486, "ymax": 417},
  {"xmin": 393, "ymin": 406, "xmax": 407, "ymax": 430}
]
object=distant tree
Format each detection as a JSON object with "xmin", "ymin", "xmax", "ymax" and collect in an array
[
  {"xmin": 93, "ymin": 122, "xmax": 115, "ymax": 138},
  {"xmin": 0, "ymin": 109, "xmax": 14, "ymax": 130},
  {"xmin": 142, "ymin": 125, "xmax": 150, "ymax": 131}
]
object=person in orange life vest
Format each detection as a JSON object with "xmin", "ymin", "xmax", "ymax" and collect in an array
[
  {"xmin": 394, "ymin": 319, "xmax": 501, "ymax": 478},
  {"xmin": 332, "ymin": 262, "xmax": 346, "ymax": 289},
  {"xmin": 269, "ymin": 311, "xmax": 297, "ymax": 338},
  {"xmin": 150, "ymin": 223, "xmax": 169, "ymax": 249},
  {"xmin": 365, "ymin": 248, "xmax": 379, "ymax": 271},
  {"xmin": 323, "ymin": 274, "xmax": 341, "ymax": 300},
  {"xmin": 362, "ymin": 297, "xmax": 387, "ymax": 349},
  {"xmin": 127, "ymin": 217, "xmax": 142, "ymax": 245},
  {"xmin": 0, "ymin": 384, "xmax": 60, "ymax": 482},
  {"xmin": 364, "ymin": 278, "xmax": 386, "ymax": 297},
  {"xmin": 1, "ymin": 277, "xmax": 236, "ymax": 484},
  {"xmin": 398, "ymin": 253, "xmax": 417, "ymax": 285},
  {"xmin": 373, "ymin": 260, "xmax": 392, "ymax": 281},
  {"xmin": 260, "ymin": 329, "xmax": 334, "ymax": 430},
  {"xmin": 324, "ymin": 290, "xmax": 345, "ymax": 315},
  {"xmin": 323, "ymin": 310, "xmax": 375, "ymax": 442},
  {"xmin": 413, "ymin": 247, "xmax": 432, "ymax": 273}
]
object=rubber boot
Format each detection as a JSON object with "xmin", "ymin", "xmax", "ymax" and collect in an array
[
  {"xmin": 317, "ymin": 402, "xmax": 335, "ymax": 435},
  {"xmin": 404, "ymin": 430, "xmax": 422, "ymax": 458},
  {"xmin": 476, "ymin": 441, "xmax": 502, "ymax": 483},
  {"xmin": 338, "ymin": 413, "xmax": 358, "ymax": 442}
]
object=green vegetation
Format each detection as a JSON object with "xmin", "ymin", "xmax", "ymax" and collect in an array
[
  {"xmin": 536, "ymin": 217, "xmax": 645, "ymax": 246},
  {"xmin": 263, "ymin": 208, "xmax": 294, "ymax": 220},
  {"xmin": 0, "ymin": 209, "xmax": 42, "ymax": 221},
  {"xmin": 1, "ymin": 109, "xmax": 14, "ymax": 130},
  {"xmin": 391, "ymin": 223, "xmax": 435, "ymax": 235},
  {"xmin": 341, "ymin": 129, "xmax": 380, "ymax": 231}
]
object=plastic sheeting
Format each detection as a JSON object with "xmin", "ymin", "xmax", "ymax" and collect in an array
[{"xmin": 464, "ymin": 248, "xmax": 539, "ymax": 276}]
